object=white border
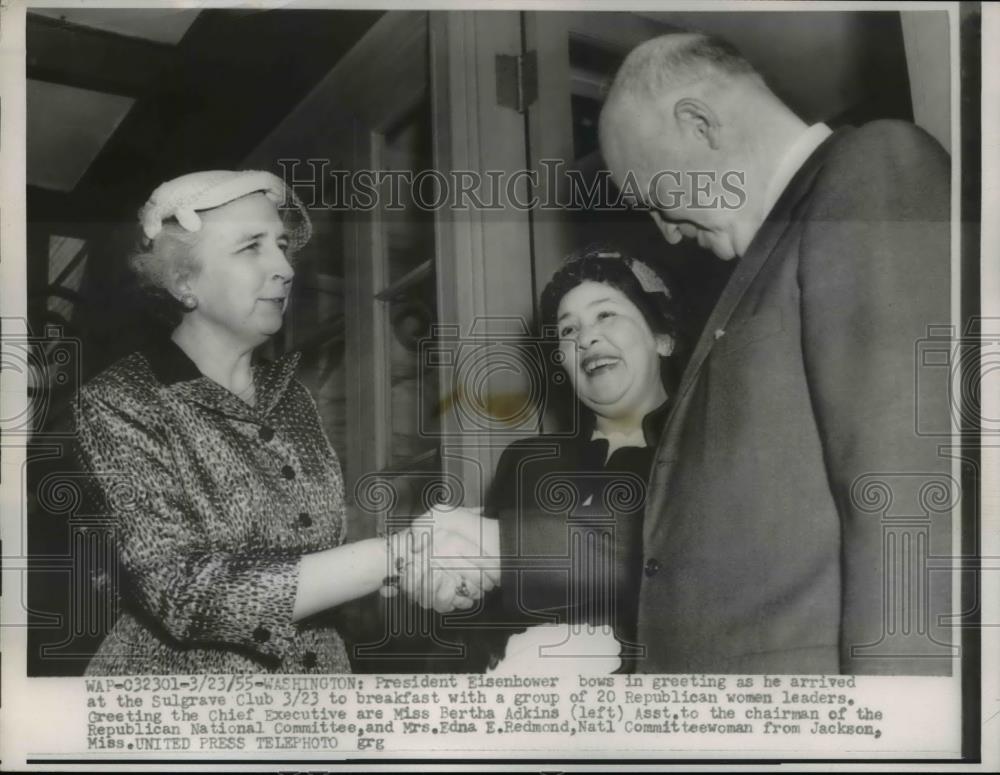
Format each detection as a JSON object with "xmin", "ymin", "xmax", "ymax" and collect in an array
[{"xmin": 1, "ymin": 1, "xmax": 994, "ymax": 771}]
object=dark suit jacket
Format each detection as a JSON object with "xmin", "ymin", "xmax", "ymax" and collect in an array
[
  {"xmin": 497, "ymin": 120, "xmax": 953, "ymax": 675},
  {"xmin": 636, "ymin": 120, "xmax": 953, "ymax": 674}
]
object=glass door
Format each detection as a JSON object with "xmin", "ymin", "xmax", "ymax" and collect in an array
[
  {"xmin": 374, "ymin": 99, "xmax": 442, "ymax": 508},
  {"xmin": 355, "ymin": 84, "xmax": 461, "ymax": 670},
  {"xmin": 245, "ymin": 9, "xmax": 538, "ymax": 671}
]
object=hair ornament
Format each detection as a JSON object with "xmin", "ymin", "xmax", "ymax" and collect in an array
[{"xmin": 626, "ymin": 257, "xmax": 672, "ymax": 299}]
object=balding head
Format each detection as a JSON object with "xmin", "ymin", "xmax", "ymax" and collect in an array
[
  {"xmin": 598, "ymin": 32, "xmax": 804, "ymax": 260},
  {"xmin": 600, "ymin": 33, "xmax": 771, "ymax": 153},
  {"xmin": 605, "ymin": 33, "xmax": 762, "ymax": 107}
]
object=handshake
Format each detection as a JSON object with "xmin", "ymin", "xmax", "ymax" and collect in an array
[{"xmin": 384, "ymin": 506, "xmax": 502, "ymax": 613}]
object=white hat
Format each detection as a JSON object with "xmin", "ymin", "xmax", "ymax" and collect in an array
[{"xmin": 138, "ymin": 169, "xmax": 312, "ymax": 249}]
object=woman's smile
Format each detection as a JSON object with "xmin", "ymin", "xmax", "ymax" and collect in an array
[
  {"xmin": 557, "ymin": 281, "xmax": 668, "ymax": 419},
  {"xmin": 581, "ymin": 353, "xmax": 623, "ymax": 377}
]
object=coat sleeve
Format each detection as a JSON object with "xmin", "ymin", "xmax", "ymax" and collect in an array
[
  {"xmin": 490, "ymin": 442, "xmax": 639, "ymax": 626},
  {"xmin": 75, "ymin": 384, "xmax": 302, "ymax": 663},
  {"xmin": 797, "ymin": 122, "xmax": 953, "ymax": 675},
  {"xmin": 490, "ymin": 443, "xmax": 568, "ymax": 621}
]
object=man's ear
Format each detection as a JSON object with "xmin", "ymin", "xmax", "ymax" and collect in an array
[
  {"xmin": 655, "ymin": 333, "xmax": 675, "ymax": 357},
  {"xmin": 674, "ymin": 97, "xmax": 720, "ymax": 150}
]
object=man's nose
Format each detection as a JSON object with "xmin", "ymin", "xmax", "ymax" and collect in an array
[{"xmin": 650, "ymin": 210, "xmax": 685, "ymax": 245}]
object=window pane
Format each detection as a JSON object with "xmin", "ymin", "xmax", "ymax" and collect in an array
[
  {"xmin": 380, "ymin": 99, "xmax": 440, "ymax": 466},
  {"xmin": 288, "ymin": 209, "xmax": 350, "ymax": 478}
]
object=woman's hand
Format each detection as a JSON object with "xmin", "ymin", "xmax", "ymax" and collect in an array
[
  {"xmin": 399, "ymin": 506, "xmax": 501, "ymax": 613},
  {"xmin": 293, "ymin": 536, "xmax": 392, "ymax": 621}
]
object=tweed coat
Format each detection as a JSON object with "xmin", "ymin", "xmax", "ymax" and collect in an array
[{"xmin": 75, "ymin": 339, "xmax": 351, "ymax": 674}]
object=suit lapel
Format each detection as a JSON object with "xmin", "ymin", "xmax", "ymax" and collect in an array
[
  {"xmin": 671, "ymin": 218, "xmax": 790, "ymax": 403},
  {"xmin": 644, "ymin": 129, "xmax": 848, "ymax": 531},
  {"xmin": 672, "ymin": 132, "xmax": 843, "ymax": 406}
]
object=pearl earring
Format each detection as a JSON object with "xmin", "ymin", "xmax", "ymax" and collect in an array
[{"xmin": 181, "ymin": 294, "xmax": 198, "ymax": 310}]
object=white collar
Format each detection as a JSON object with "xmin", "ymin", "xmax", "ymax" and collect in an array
[
  {"xmin": 592, "ymin": 426, "xmax": 645, "ymax": 442},
  {"xmin": 760, "ymin": 123, "xmax": 833, "ymax": 219},
  {"xmin": 591, "ymin": 426, "xmax": 646, "ymax": 452}
]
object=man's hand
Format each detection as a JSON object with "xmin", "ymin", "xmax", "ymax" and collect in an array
[{"xmin": 399, "ymin": 506, "xmax": 501, "ymax": 613}]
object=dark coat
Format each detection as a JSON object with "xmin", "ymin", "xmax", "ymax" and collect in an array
[
  {"xmin": 489, "ymin": 403, "xmax": 671, "ymax": 665},
  {"xmin": 636, "ymin": 121, "xmax": 954, "ymax": 674}
]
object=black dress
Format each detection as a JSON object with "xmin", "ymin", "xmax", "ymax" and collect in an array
[{"xmin": 474, "ymin": 401, "xmax": 670, "ymax": 672}]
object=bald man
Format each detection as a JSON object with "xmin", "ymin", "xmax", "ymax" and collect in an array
[{"xmin": 595, "ymin": 34, "xmax": 953, "ymax": 674}]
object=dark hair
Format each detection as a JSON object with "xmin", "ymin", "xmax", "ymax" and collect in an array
[
  {"xmin": 540, "ymin": 244, "xmax": 680, "ymax": 342},
  {"xmin": 539, "ymin": 244, "xmax": 685, "ymax": 430}
]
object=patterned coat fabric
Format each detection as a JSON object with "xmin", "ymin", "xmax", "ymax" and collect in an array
[{"xmin": 75, "ymin": 340, "xmax": 351, "ymax": 674}]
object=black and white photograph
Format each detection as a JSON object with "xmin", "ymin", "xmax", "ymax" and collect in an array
[{"xmin": 0, "ymin": 0, "xmax": 993, "ymax": 769}]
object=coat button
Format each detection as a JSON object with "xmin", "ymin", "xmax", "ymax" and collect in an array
[
  {"xmin": 281, "ymin": 465, "xmax": 296, "ymax": 480},
  {"xmin": 302, "ymin": 651, "xmax": 318, "ymax": 669},
  {"xmin": 298, "ymin": 512, "xmax": 312, "ymax": 528},
  {"xmin": 644, "ymin": 558, "xmax": 661, "ymax": 577},
  {"xmin": 258, "ymin": 426, "xmax": 275, "ymax": 442},
  {"xmin": 252, "ymin": 626, "xmax": 271, "ymax": 643}
]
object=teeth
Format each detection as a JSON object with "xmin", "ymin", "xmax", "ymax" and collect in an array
[{"xmin": 584, "ymin": 357, "xmax": 618, "ymax": 375}]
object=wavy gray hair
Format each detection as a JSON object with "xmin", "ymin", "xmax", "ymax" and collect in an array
[{"xmin": 128, "ymin": 221, "xmax": 203, "ymax": 328}]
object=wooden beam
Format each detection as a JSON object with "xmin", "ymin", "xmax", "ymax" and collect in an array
[
  {"xmin": 26, "ymin": 13, "xmax": 175, "ymax": 99},
  {"xmin": 26, "ymin": 186, "xmax": 101, "ymax": 238},
  {"xmin": 75, "ymin": 9, "xmax": 382, "ymax": 225}
]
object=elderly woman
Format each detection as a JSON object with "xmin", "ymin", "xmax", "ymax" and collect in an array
[
  {"xmin": 76, "ymin": 170, "xmax": 441, "ymax": 675},
  {"xmin": 413, "ymin": 245, "xmax": 681, "ymax": 673}
]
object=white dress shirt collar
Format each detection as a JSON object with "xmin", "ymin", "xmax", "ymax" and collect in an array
[{"xmin": 760, "ymin": 123, "xmax": 833, "ymax": 220}]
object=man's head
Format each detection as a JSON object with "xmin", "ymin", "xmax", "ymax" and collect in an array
[{"xmin": 599, "ymin": 33, "xmax": 803, "ymax": 260}]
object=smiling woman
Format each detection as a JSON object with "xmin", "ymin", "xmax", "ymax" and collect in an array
[
  {"xmin": 426, "ymin": 244, "xmax": 686, "ymax": 675},
  {"xmin": 554, "ymin": 279, "xmax": 672, "ymax": 440},
  {"xmin": 72, "ymin": 170, "xmax": 421, "ymax": 675},
  {"xmin": 541, "ymin": 246, "xmax": 681, "ymax": 448}
]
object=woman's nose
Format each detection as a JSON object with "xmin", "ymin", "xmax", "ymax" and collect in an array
[
  {"xmin": 577, "ymin": 325, "xmax": 601, "ymax": 349},
  {"xmin": 266, "ymin": 242, "xmax": 294, "ymax": 281}
]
